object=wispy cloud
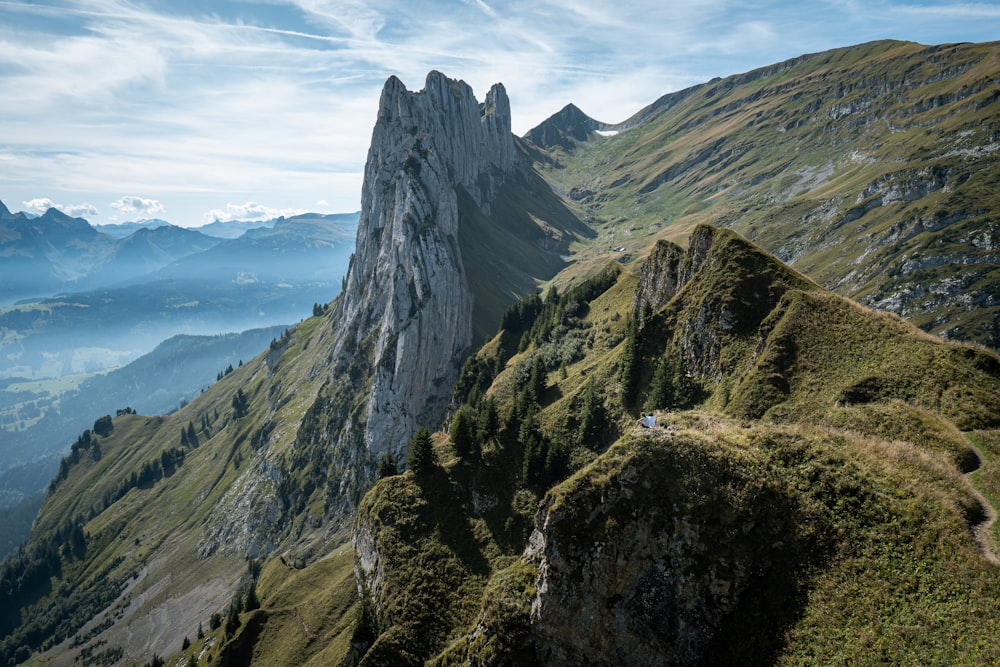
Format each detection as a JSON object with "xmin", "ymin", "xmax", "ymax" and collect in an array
[
  {"xmin": 22, "ymin": 197, "xmax": 99, "ymax": 218},
  {"xmin": 204, "ymin": 201, "xmax": 308, "ymax": 223},
  {"xmin": 0, "ymin": 0, "xmax": 994, "ymax": 226}
]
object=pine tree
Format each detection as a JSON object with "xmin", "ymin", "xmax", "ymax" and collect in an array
[
  {"xmin": 450, "ymin": 405, "xmax": 477, "ymax": 459},
  {"xmin": 578, "ymin": 381, "xmax": 609, "ymax": 450},
  {"xmin": 647, "ymin": 356, "xmax": 675, "ymax": 410},
  {"xmin": 618, "ymin": 315, "xmax": 640, "ymax": 408},
  {"xmin": 477, "ymin": 396, "xmax": 499, "ymax": 444},
  {"xmin": 224, "ymin": 603, "xmax": 241, "ymax": 638},
  {"xmin": 406, "ymin": 428, "xmax": 435, "ymax": 474},
  {"xmin": 376, "ymin": 452, "xmax": 398, "ymax": 478},
  {"xmin": 244, "ymin": 581, "xmax": 260, "ymax": 611},
  {"xmin": 519, "ymin": 411, "xmax": 547, "ymax": 485},
  {"xmin": 232, "ymin": 389, "xmax": 249, "ymax": 419},
  {"xmin": 526, "ymin": 355, "xmax": 548, "ymax": 405}
]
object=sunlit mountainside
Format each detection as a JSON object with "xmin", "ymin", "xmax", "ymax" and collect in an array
[{"xmin": 1, "ymin": 39, "xmax": 999, "ymax": 667}]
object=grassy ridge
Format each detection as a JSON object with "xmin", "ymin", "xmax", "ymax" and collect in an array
[
  {"xmin": 347, "ymin": 223, "xmax": 1000, "ymax": 666},
  {"xmin": 537, "ymin": 40, "xmax": 1000, "ymax": 349}
]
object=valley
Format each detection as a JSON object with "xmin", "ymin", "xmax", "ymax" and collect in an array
[{"xmin": 1, "ymin": 39, "xmax": 999, "ymax": 667}]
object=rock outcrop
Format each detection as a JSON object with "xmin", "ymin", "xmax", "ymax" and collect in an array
[
  {"xmin": 337, "ymin": 70, "xmax": 515, "ymax": 459},
  {"xmin": 634, "ymin": 225, "xmax": 815, "ymax": 381},
  {"xmin": 525, "ymin": 430, "xmax": 809, "ymax": 666},
  {"xmin": 286, "ymin": 71, "xmax": 583, "ymax": 539}
]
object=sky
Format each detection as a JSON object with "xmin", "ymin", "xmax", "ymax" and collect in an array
[{"xmin": 1, "ymin": 1, "xmax": 998, "ymax": 227}]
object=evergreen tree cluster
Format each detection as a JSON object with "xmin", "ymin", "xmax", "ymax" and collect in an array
[
  {"xmin": 49, "ymin": 413, "xmax": 118, "ymax": 493},
  {"xmin": 232, "ymin": 388, "xmax": 250, "ymax": 419},
  {"xmin": 619, "ymin": 313, "xmax": 699, "ymax": 411},
  {"xmin": 270, "ymin": 328, "xmax": 293, "ymax": 350},
  {"xmin": 92, "ymin": 415, "xmax": 114, "ymax": 438},
  {"xmin": 216, "ymin": 361, "xmax": 241, "ymax": 381},
  {"xmin": 179, "ymin": 421, "xmax": 201, "ymax": 448},
  {"xmin": 448, "ymin": 269, "xmax": 626, "ymax": 491},
  {"xmin": 501, "ymin": 265, "xmax": 620, "ymax": 355},
  {"xmin": 0, "ymin": 523, "xmax": 124, "ymax": 666}
]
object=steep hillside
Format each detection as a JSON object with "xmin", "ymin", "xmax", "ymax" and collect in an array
[
  {"xmin": 533, "ymin": 40, "xmax": 1000, "ymax": 350},
  {"xmin": 0, "ymin": 325, "xmax": 288, "ymax": 557},
  {"xmin": 4, "ymin": 44, "xmax": 1000, "ymax": 667},
  {"xmin": 0, "ymin": 71, "xmax": 584, "ymax": 666},
  {"xmin": 349, "ymin": 225, "xmax": 1000, "ymax": 666}
]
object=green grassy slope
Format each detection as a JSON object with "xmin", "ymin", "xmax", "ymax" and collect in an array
[
  {"xmin": 536, "ymin": 40, "xmax": 1000, "ymax": 350},
  {"xmin": 1, "ymin": 313, "xmax": 339, "ymax": 666},
  {"xmin": 347, "ymin": 223, "xmax": 1000, "ymax": 666}
]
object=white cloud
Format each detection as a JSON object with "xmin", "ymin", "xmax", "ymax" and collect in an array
[
  {"xmin": 21, "ymin": 198, "xmax": 59, "ymax": 215},
  {"xmin": 203, "ymin": 201, "xmax": 308, "ymax": 223},
  {"xmin": 0, "ymin": 0, "xmax": 994, "ymax": 226},
  {"xmin": 111, "ymin": 196, "xmax": 166, "ymax": 217},
  {"xmin": 21, "ymin": 197, "xmax": 99, "ymax": 218}
]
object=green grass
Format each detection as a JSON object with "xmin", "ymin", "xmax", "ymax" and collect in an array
[
  {"xmin": 537, "ymin": 40, "xmax": 1000, "ymax": 349},
  {"xmin": 967, "ymin": 430, "xmax": 1000, "ymax": 546},
  {"xmin": 347, "ymin": 219, "xmax": 1000, "ymax": 666}
]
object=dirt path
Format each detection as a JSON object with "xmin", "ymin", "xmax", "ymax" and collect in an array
[{"xmin": 963, "ymin": 436, "xmax": 1000, "ymax": 567}]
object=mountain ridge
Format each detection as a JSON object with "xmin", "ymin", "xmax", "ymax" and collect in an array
[
  {"xmin": 532, "ymin": 39, "xmax": 1000, "ymax": 350},
  {"xmin": 3, "ymin": 42, "xmax": 1000, "ymax": 666}
]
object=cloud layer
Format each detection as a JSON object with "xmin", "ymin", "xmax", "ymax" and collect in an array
[{"xmin": 1, "ymin": 0, "xmax": 996, "ymax": 226}]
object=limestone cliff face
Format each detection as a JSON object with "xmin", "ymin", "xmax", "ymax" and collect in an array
[
  {"xmin": 285, "ymin": 72, "xmax": 566, "ymax": 539},
  {"xmin": 337, "ymin": 71, "xmax": 515, "ymax": 458}
]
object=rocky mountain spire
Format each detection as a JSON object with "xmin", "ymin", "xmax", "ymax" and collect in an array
[{"xmin": 311, "ymin": 72, "xmax": 520, "ymax": 503}]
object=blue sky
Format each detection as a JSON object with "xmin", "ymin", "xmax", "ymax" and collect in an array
[{"xmin": 1, "ymin": 0, "xmax": 997, "ymax": 227}]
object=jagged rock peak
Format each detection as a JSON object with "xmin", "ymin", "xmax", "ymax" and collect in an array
[
  {"xmin": 366, "ymin": 70, "xmax": 515, "ymax": 210},
  {"xmin": 328, "ymin": 71, "xmax": 521, "ymax": 478}
]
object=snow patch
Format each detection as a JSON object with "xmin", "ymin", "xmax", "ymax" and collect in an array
[{"xmin": 595, "ymin": 129, "xmax": 619, "ymax": 137}]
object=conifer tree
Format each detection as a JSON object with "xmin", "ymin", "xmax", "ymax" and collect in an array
[
  {"xmin": 244, "ymin": 581, "xmax": 260, "ymax": 611},
  {"xmin": 450, "ymin": 405, "xmax": 477, "ymax": 458},
  {"xmin": 619, "ymin": 315, "xmax": 640, "ymax": 407},
  {"xmin": 477, "ymin": 395, "xmax": 499, "ymax": 444},
  {"xmin": 377, "ymin": 452, "xmax": 399, "ymax": 478},
  {"xmin": 578, "ymin": 381, "xmax": 609, "ymax": 450},
  {"xmin": 648, "ymin": 356, "xmax": 675, "ymax": 410},
  {"xmin": 406, "ymin": 428, "xmax": 435, "ymax": 474}
]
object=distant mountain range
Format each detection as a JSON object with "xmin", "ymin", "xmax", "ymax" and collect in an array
[
  {"xmin": 0, "ymin": 203, "xmax": 359, "ymax": 381},
  {"xmin": 3, "ymin": 41, "xmax": 1000, "ymax": 667},
  {"xmin": 0, "ymin": 202, "xmax": 361, "ymax": 304}
]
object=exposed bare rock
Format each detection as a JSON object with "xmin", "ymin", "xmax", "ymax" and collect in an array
[
  {"xmin": 286, "ymin": 71, "xmax": 582, "ymax": 542},
  {"xmin": 524, "ymin": 430, "xmax": 811, "ymax": 666}
]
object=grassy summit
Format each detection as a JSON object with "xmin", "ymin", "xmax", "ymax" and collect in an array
[{"xmin": 346, "ymin": 223, "xmax": 1000, "ymax": 666}]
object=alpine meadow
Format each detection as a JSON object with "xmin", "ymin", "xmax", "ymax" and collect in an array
[{"xmin": 2, "ymin": 38, "xmax": 1000, "ymax": 667}]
